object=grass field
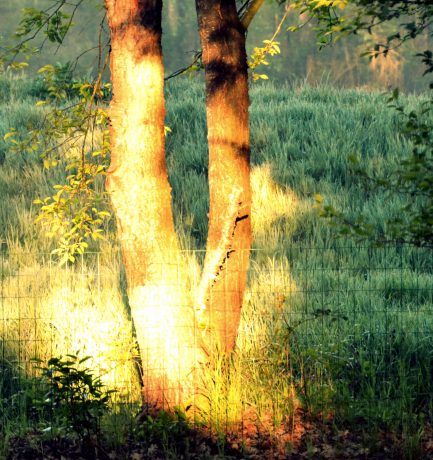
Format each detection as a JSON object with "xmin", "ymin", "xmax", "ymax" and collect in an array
[{"xmin": 0, "ymin": 73, "xmax": 432, "ymax": 458}]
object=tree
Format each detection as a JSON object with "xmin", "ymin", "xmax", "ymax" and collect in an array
[
  {"xmin": 195, "ymin": 0, "xmax": 251, "ymax": 353},
  {"xmin": 102, "ymin": 0, "xmax": 263, "ymax": 408}
]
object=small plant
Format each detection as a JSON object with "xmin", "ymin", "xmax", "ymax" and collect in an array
[
  {"xmin": 32, "ymin": 353, "xmax": 114, "ymax": 439},
  {"xmin": 137, "ymin": 407, "xmax": 193, "ymax": 456}
]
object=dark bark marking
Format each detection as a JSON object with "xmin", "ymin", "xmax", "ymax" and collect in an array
[
  {"xmin": 207, "ymin": 139, "xmax": 250, "ymax": 161},
  {"xmin": 205, "ymin": 59, "xmax": 248, "ymax": 96},
  {"xmin": 137, "ymin": 0, "xmax": 163, "ymax": 34},
  {"xmin": 110, "ymin": 1, "xmax": 163, "ymax": 59},
  {"xmin": 207, "ymin": 23, "xmax": 245, "ymax": 44},
  {"xmin": 235, "ymin": 214, "xmax": 249, "ymax": 223}
]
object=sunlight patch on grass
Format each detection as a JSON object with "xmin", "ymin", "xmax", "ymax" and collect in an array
[
  {"xmin": 251, "ymin": 163, "xmax": 298, "ymax": 239},
  {"xmin": 239, "ymin": 256, "xmax": 300, "ymax": 355},
  {"xmin": 0, "ymin": 260, "xmax": 141, "ymax": 403}
]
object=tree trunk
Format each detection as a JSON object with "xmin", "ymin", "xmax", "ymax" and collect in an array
[
  {"xmin": 195, "ymin": 0, "xmax": 252, "ymax": 352},
  {"xmin": 105, "ymin": 0, "xmax": 206, "ymax": 409}
]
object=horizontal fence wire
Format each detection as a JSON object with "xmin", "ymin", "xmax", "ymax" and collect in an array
[{"xmin": 0, "ymin": 244, "xmax": 432, "ymax": 450}]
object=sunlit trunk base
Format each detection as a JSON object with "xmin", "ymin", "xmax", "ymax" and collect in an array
[
  {"xmin": 105, "ymin": 0, "xmax": 207, "ymax": 408},
  {"xmin": 129, "ymin": 283, "xmax": 205, "ymax": 407},
  {"xmin": 196, "ymin": 0, "xmax": 252, "ymax": 352}
]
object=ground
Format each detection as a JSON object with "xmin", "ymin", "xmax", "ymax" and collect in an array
[{"xmin": 6, "ymin": 410, "xmax": 433, "ymax": 459}]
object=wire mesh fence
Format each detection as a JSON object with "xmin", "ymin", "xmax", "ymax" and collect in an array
[{"xmin": 1, "ymin": 244, "xmax": 432, "ymax": 452}]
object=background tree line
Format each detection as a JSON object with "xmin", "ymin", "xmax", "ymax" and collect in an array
[{"xmin": 1, "ymin": 0, "xmax": 431, "ymax": 92}]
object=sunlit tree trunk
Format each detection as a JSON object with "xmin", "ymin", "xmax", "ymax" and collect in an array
[
  {"xmin": 105, "ymin": 0, "xmax": 206, "ymax": 409},
  {"xmin": 195, "ymin": 0, "xmax": 252, "ymax": 352}
]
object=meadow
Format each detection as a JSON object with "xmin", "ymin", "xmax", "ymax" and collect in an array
[{"xmin": 0, "ymin": 73, "xmax": 432, "ymax": 459}]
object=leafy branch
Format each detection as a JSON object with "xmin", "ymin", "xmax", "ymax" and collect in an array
[
  {"xmin": 248, "ymin": 5, "xmax": 289, "ymax": 81},
  {"xmin": 0, "ymin": 0, "xmax": 85, "ymax": 69},
  {"xmin": 314, "ymin": 93, "xmax": 433, "ymax": 248},
  {"xmin": 287, "ymin": 0, "xmax": 433, "ymax": 248},
  {"xmin": 4, "ymin": 62, "xmax": 112, "ymax": 263}
]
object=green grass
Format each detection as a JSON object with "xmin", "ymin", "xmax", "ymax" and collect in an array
[{"xmin": 0, "ymin": 73, "xmax": 432, "ymax": 457}]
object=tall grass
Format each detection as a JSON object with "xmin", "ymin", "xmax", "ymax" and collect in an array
[{"xmin": 0, "ymin": 73, "xmax": 432, "ymax": 455}]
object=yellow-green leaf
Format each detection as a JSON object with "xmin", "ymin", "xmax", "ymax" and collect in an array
[{"xmin": 4, "ymin": 131, "xmax": 16, "ymax": 141}]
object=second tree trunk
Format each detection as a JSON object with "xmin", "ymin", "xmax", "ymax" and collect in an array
[{"xmin": 195, "ymin": 0, "xmax": 252, "ymax": 352}]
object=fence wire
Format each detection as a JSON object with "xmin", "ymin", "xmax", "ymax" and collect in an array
[{"xmin": 0, "ymin": 245, "xmax": 432, "ymax": 452}]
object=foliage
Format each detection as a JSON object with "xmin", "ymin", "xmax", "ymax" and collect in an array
[
  {"xmin": 0, "ymin": 1, "xmax": 84, "ymax": 70},
  {"xmin": 16, "ymin": 7, "xmax": 70, "ymax": 45},
  {"xmin": 315, "ymin": 93, "xmax": 433, "ymax": 247},
  {"xmin": 0, "ymin": 0, "xmax": 110, "ymax": 263},
  {"xmin": 287, "ymin": 0, "xmax": 433, "ymax": 246},
  {"xmin": 289, "ymin": 0, "xmax": 432, "ymax": 55},
  {"xmin": 247, "ymin": 3, "xmax": 287, "ymax": 82},
  {"xmin": 136, "ymin": 408, "xmax": 193, "ymax": 455},
  {"xmin": 4, "ymin": 62, "xmax": 111, "ymax": 263},
  {"xmin": 249, "ymin": 39, "xmax": 282, "ymax": 81},
  {"xmin": 32, "ymin": 354, "xmax": 114, "ymax": 439}
]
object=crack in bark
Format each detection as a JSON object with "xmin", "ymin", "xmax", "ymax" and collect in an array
[{"xmin": 194, "ymin": 188, "xmax": 248, "ymax": 324}]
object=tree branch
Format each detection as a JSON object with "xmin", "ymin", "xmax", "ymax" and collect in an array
[
  {"xmin": 241, "ymin": 0, "xmax": 265, "ymax": 29},
  {"xmin": 165, "ymin": 0, "xmax": 265, "ymax": 81}
]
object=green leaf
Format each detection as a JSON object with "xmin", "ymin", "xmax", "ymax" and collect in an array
[{"xmin": 3, "ymin": 130, "xmax": 16, "ymax": 141}]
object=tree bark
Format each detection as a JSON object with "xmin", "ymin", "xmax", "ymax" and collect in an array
[
  {"xmin": 195, "ymin": 0, "xmax": 252, "ymax": 352},
  {"xmin": 105, "ymin": 0, "xmax": 206, "ymax": 409}
]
